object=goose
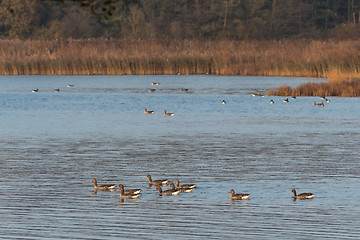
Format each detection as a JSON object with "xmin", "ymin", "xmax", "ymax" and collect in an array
[
  {"xmin": 90, "ymin": 178, "xmax": 116, "ymax": 191},
  {"xmin": 148, "ymin": 88, "xmax": 156, "ymax": 92},
  {"xmin": 171, "ymin": 182, "xmax": 195, "ymax": 193},
  {"xmin": 32, "ymin": 89, "xmax": 38, "ymax": 92},
  {"xmin": 154, "ymin": 186, "xmax": 180, "ymax": 195},
  {"xmin": 145, "ymin": 175, "xmax": 169, "ymax": 186},
  {"xmin": 117, "ymin": 184, "xmax": 142, "ymax": 196},
  {"xmin": 222, "ymin": 100, "xmax": 227, "ymax": 104},
  {"xmin": 228, "ymin": 189, "xmax": 250, "ymax": 200},
  {"xmin": 163, "ymin": 110, "xmax": 175, "ymax": 116},
  {"xmin": 313, "ymin": 102, "xmax": 324, "ymax": 107},
  {"xmin": 67, "ymin": 84, "xmax": 75, "ymax": 88},
  {"xmin": 118, "ymin": 185, "xmax": 141, "ymax": 199},
  {"xmin": 173, "ymin": 180, "xmax": 197, "ymax": 189},
  {"xmin": 270, "ymin": 99, "xmax": 274, "ymax": 104},
  {"xmin": 180, "ymin": 88, "xmax": 189, "ymax": 92},
  {"xmin": 325, "ymin": 98, "xmax": 330, "ymax": 102},
  {"xmin": 252, "ymin": 93, "xmax": 264, "ymax": 97},
  {"xmin": 320, "ymin": 96, "xmax": 325, "ymax": 99},
  {"xmin": 291, "ymin": 96, "xmax": 296, "ymax": 99},
  {"xmin": 291, "ymin": 189, "xmax": 315, "ymax": 199},
  {"xmin": 150, "ymin": 82, "xmax": 160, "ymax": 85},
  {"xmin": 53, "ymin": 88, "xmax": 60, "ymax": 92},
  {"xmin": 283, "ymin": 98, "xmax": 289, "ymax": 103},
  {"xmin": 144, "ymin": 108, "xmax": 154, "ymax": 114}
]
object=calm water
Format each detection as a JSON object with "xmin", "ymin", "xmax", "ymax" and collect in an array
[{"xmin": 1, "ymin": 75, "xmax": 359, "ymax": 239}]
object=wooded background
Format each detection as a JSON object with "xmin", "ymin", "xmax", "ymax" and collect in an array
[{"xmin": 1, "ymin": 0, "xmax": 360, "ymax": 40}]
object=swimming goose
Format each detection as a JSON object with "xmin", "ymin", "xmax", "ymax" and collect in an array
[
  {"xmin": 313, "ymin": 102, "xmax": 324, "ymax": 107},
  {"xmin": 180, "ymin": 88, "xmax": 189, "ymax": 92},
  {"xmin": 228, "ymin": 189, "xmax": 250, "ymax": 200},
  {"xmin": 145, "ymin": 175, "xmax": 169, "ymax": 186},
  {"xmin": 90, "ymin": 178, "xmax": 116, "ymax": 191},
  {"xmin": 320, "ymin": 96, "xmax": 325, "ymax": 99},
  {"xmin": 119, "ymin": 184, "xmax": 141, "ymax": 199},
  {"xmin": 32, "ymin": 89, "xmax": 38, "ymax": 92},
  {"xmin": 148, "ymin": 88, "xmax": 156, "ymax": 92},
  {"xmin": 173, "ymin": 180, "xmax": 197, "ymax": 189},
  {"xmin": 291, "ymin": 189, "xmax": 315, "ymax": 199},
  {"xmin": 171, "ymin": 182, "xmax": 194, "ymax": 192},
  {"xmin": 67, "ymin": 84, "xmax": 75, "ymax": 87},
  {"xmin": 163, "ymin": 110, "xmax": 175, "ymax": 116},
  {"xmin": 252, "ymin": 93, "xmax": 264, "ymax": 97},
  {"xmin": 53, "ymin": 88, "xmax": 60, "ymax": 92},
  {"xmin": 325, "ymin": 98, "xmax": 330, "ymax": 102},
  {"xmin": 144, "ymin": 108, "xmax": 154, "ymax": 114},
  {"xmin": 291, "ymin": 96, "xmax": 296, "ymax": 99},
  {"xmin": 283, "ymin": 98, "xmax": 289, "ymax": 103},
  {"xmin": 154, "ymin": 186, "xmax": 180, "ymax": 195},
  {"xmin": 270, "ymin": 99, "xmax": 274, "ymax": 104},
  {"xmin": 222, "ymin": 100, "xmax": 227, "ymax": 104},
  {"xmin": 117, "ymin": 184, "xmax": 142, "ymax": 196},
  {"xmin": 151, "ymin": 82, "xmax": 160, "ymax": 85}
]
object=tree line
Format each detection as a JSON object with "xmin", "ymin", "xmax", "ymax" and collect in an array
[{"xmin": 0, "ymin": 0, "xmax": 360, "ymax": 40}]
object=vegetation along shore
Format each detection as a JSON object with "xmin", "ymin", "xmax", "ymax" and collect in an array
[{"xmin": 1, "ymin": 38, "xmax": 359, "ymax": 77}]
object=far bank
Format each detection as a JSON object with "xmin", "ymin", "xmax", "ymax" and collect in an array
[{"xmin": 1, "ymin": 39, "xmax": 359, "ymax": 81}]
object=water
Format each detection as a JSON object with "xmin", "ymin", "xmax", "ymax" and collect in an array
[{"xmin": 0, "ymin": 75, "xmax": 359, "ymax": 239}]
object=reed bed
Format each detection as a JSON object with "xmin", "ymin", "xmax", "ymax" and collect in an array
[
  {"xmin": 266, "ymin": 79, "xmax": 360, "ymax": 97},
  {"xmin": 0, "ymin": 38, "xmax": 359, "ymax": 78}
]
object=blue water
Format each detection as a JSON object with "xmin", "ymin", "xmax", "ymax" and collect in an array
[{"xmin": 0, "ymin": 75, "xmax": 359, "ymax": 239}]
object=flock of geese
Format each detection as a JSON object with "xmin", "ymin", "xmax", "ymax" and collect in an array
[
  {"xmin": 253, "ymin": 93, "xmax": 331, "ymax": 107},
  {"xmin": 90, "ymin": 175, "xmax": 315, "ymax": 200}
]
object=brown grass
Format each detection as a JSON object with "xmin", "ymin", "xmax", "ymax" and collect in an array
[
  {"xmin": 267, "ymin": 79, "xmax": 360, "ymax": 97},
  {"xmin": 0, "ymin": 38, "xmax": 360, "ymax": 78}
]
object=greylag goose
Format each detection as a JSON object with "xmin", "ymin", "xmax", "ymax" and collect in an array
[
  {"xmin": 67, "ymin": 84, "xmax": 75, "ymax": 87},
  {"xmin": 154, "ymin": 186, "xmax": 180, "ymax": 195},
  {"xmin": 148, "ymin": 88, "xmax": 156, "ymax": 92},
  {"xmin": 144, "ymin": 108, "xmax": 154, "ymax": 114},
  {"xmin": 313, "ymin": 102, "xmax": 324, "ymax": 107},
  {"xmin": 53, "ymin": 88, "xmax": 60, "ymax": 92},
  {"xmin": 173, "ymin": 180, "xmax": 197, "ymax": 189},
  {"xmin": 117, "ymin": 184, "xmax": 141, "ymax": 198},
  {"xmin": 228, "ymin": 189, "xmax": 250, "ymax": 200},
  {"xmin": 145, "ymin": 175, "xmax": 169, "ymax": 186},
  {"xmin": 32, "ymin": 89, "xmax": 38, "ymax": 92},
  {"xmin": 222, "ymin": 100, "xmax": 227, "ymax": 104},
  {"xmin": 270, "ymin": 99, "xmax": 274, "ymax": 104},
  {"xmin": 169, "ymin": 182, "xmax": 193, "ymax": 192},
  {"xmin": 163, "ymin": 110, "xmax": 175, "ymax": 116},
  {"xmin": 291, "ymin": 189, "xmax": 315, "ymax": 199},
  {"xmin": 90, "ymin": 178, "xmax": 116, "ymax": 191},
  {"xmin": 283, "ymin": 98, "xmax": 289, "ymax": 103},
  {"xmin": 150, "ymin": 82, "xmax": 160, "ymax": 85}
]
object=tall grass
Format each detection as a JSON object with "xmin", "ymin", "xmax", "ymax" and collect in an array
[{"xmin": 0, "ymin": 38, "xmax": 360, "ymax": 78}]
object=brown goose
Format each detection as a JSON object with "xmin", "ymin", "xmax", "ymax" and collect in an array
[
  {"xmin": 228, "ymin": 189, "xmax": 250, "ymax": 200},
  {"xmin": 144, "ymin": 108, "xmax": 154, "ymax": 114},
  {"xmin": 163, "ymin": 110, "xmax": 175, "ymax": 116},
  {"xmin": 291, "ymin": 189, "xmax": 315, "ymax": 199},
  {"xmin": 313, "ymin": 102, "xmax": 324, "ymax": 107},
  {"xmin": 118, "ymin": 184, "xmax": 141, "ymax": 199},
  {"xmin": 173, "ymin": 180, "xmax": 197, "ymax": 189},
  {"xmin": 169, "ymin": 182, "xmax": 193, "ymax": 193},
  {"xmin": 90, "ymin": 178, "xmax": 116, "ymax": 191},
  {"xmin": 145, "ymin": 175, "xmax": 169, "ymax": 186},
  {"xmin": 148, "ymin": 88, "xmax": 156, "ymax": 92},
  {"xmin": 154, "ymin": 186, "xmax": 180, "ymax": 195}
]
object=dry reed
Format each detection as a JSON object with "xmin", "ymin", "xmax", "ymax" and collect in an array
[{"xmin": 0, "ymin": 38, "xmax": 360, "ymax": 78}]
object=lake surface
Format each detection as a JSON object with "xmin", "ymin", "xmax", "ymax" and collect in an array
[{"xmin": 1, "ymin": 75, "xmax": 359, "ymax": 239}]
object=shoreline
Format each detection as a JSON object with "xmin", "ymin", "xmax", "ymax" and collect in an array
[{"xmin": 1, "ymin": 39, "xmax": 359, "ymax": 79}]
